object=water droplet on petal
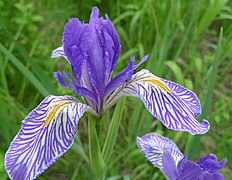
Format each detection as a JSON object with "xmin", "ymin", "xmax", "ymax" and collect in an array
[{"xmin": 71, "ymin": 45, "xmax": 77, "ymax": 50}]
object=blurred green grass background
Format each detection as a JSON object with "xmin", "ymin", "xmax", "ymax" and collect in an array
[{"xmin": 0, "ymin": 0, "xmax": 232, "ymax": 179}]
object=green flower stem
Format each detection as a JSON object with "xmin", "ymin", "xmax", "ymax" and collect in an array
[
  {"xmin": 88, "ymin": 114, "xmax": 106, "ymax": 180},
  {"xmin": 102, "ymin": 98, "xmax": 126, "ymax": 164}
]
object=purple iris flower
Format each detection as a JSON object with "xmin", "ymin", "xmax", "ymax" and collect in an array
[
  {"xmin": 137, "ymin": 133, "xmax": 227, "ymax": 180},
  {"xmin": 5, "ymin": 7, "xmax": 210, "ymax": 179}
]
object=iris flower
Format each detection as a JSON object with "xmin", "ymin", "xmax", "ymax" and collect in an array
[
  {"xmin": 5, "ymin": 7, "xmax": 209, "ymax": 179},
  {"xmin": 137, "ymin": 133, "xmax": 227, "ymax": 179}
]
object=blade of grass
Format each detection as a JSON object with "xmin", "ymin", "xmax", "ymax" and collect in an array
[
  {"xmin": 132, "ymin": 1, "xmax": 177, "ymax": 137},
  {"xmin": 0, "ymin": 42, "xmax": 50, "ymax": 96},
  {"xmin": 129, "ymin": 10, "xmax": 142, "ymax": 37},
  {"xmin": 118, "ymin": 48, "xmax": 138, "ymax": 63},
  {"xmin": 164, "ymin": 61, "xmax": 184, "ymax": 85},
  {"xmin": 195, "ymin": 0, "xmax": 227, "ymax": 40},
  {"xmin": 3, "ymin": 25, "xmax": 24, "ymax": 68},
  {"xmin": 0, "ymin": 149, "xmax": 7, "ymax": 180},
  {"xmin": 173, "ymin": 0, "xmax": 200, "ymax": 61},
  {"xmin": 0, "ymin": 53, "xmax": 9, "ymax": 96},
  {"xmin": 18, "ymin": 38, "xmax": 39, "ymax": 100},
  {"xmin": 148, "ymin": 0, "xmax": 160, "ymax": 45},
  {"xmin": 0, "ymin": 24, "xmax": 58, "ymax": 95},
  {"xmin": 14, "ymin": 39, "xmax": 59, "ymax": 95},
  {"xmin": 1, "ymin": 25, "xmax": 24, "ymax": 97},
  {"xmin": 71, "ymin": 136, "xmax": 89, "ymax": 164},
  {"xmin": 116, "ymin": 26, "xmax": 132, "ymax": 48},
  {"xmin": 185, "ymin": 28, "xmax": 223, "ymax": 159},
  {"xmin": 113, "ymin": 11, "xmax": 135, "ymax": 25}
]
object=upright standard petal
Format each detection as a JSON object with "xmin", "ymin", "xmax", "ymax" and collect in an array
[
  {"xmin": 62, "ymin": 18, "xmax": 89, "ymax": 86},
  {"xmin": 137, "ymin": 133, "xmax": 183, "ymax": 169},
  {"xmin": 53, "ymin": 7, "xmax": 121, "ymax": 113},
  {"xmin": 5, "ymin": 95, "xmax": 93, "ymax": 180},
  {"xmin": 106, "ymin": 69, "xmax": 210, "ymax": 135},
  {"xmin": 100, "ymin": 14, "xmax": 120, "ymax": 81},
  {"xmin": 61, "ymin": 7, "xmax": 120, "ymax": 94},
  {"xmin": 85, "ymin": 7, "xmax": 121, "ymax": 97}
]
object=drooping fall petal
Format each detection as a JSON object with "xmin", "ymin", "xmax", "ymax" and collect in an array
[
  {"xmin": 5, "ymin": 95, "xmax": 93, "ymax": 180},
  {"xmin": 137, "ymin": 133, "xmax": 183, "ymax": 169},
  {"xmin": 137, "ymin": 133, "xmax": 227, "ymax": 179},
  {"xmin": 106, "ymin": 69, "xmax": 209, "ymax": 135}
]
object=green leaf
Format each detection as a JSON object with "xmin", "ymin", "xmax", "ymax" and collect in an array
[
  {"xmin": 0, "ymin": 24, "xmax": 59, "ymax": 95},
  {"xmin": 0, "ymin": 149, "xmax": 7, "ymax": 179},
  {"xmin": 164, "ymin": 61, "xmax": 184, "ymax": 85},
  {"xmin": 185, "ymin": 28, "xmax": 223, "ymax": 158},
  {"xmin": 88, "ymin": 115, "xmax": 106, "ymax": 180},
  {"xmin": 71, "ymin": 136, "xmax": 89, "ymax": 164},
  {"xmin": 0, "ymin": 43, "xmax": 49, "ymax": 96},
  {"xmin": 102, "ymin": 98, "xmax": 126, "ymax": 164}
]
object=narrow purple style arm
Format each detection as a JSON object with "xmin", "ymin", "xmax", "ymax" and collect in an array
[{"xmin": 5, "ymin": 95, "xmax": 93, "ymax": 179}]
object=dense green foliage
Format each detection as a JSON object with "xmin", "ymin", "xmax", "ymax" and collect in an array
[{"xmin": 0, "ymin": 0, "xmax": 232, "ymax": 179}]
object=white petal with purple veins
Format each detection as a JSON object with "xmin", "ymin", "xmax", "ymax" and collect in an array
[
  {"xmin": 5, "ymin": 95, "xmax": 93, "ymax": 180},
  {"xmin": 51, "ymin": 46, "xmax": 69, "ymax": 63},
  {"xmin": 161, "ymin": 79, "xmax": 201, "ymax": 118},
  {"xmin": 105, "ymin": 69, "xmax": 209, "ymax": 135},
  {"xmin": 137, "ymin": 133, "xmax": 183, "ymax": 169}
]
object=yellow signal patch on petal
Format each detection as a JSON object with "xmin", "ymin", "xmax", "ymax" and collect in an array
[
  {"xmin": 160, "ymin": 148, "xmax": 164, "ymax": 153},
  {"xmin": 43, "ymin": 101, "xmax": 73, "ymax": 127},
  {"xmin": 143, "ymin": 78, "xmax": 171, "ymax": 93}
]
